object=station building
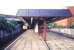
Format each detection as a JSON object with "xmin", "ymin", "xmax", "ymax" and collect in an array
[{"xmin": 16, "ymin": 8, "xmax": 74, "ymax": 40}]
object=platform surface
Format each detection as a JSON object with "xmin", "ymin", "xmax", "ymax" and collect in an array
[
  {"xmin": 4, "ymin": 29, "xmax": 74, "ymax": 50},
  {"xmin": 5, "ymin": 30, "xmax": 48, "ymax": 50},
  {"xmin": 46, "ymin": 31, "xmax": 74, "ymax": 50}
]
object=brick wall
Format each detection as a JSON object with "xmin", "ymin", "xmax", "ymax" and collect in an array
[
  {"xmin": 54, "ymin": 7, "xmax": 74, "ymax": 28},
  {"xmin": 68, "ymin": 6, "xmax": 74, "ymax": 22}
]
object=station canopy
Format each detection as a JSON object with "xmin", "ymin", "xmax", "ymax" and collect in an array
[{"xmin": 16, "ymin": 9, "xmax": 72, "ymax": 17}]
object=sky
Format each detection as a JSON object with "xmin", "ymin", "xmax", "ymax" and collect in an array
[{"xmin": 0, "ymin": 0, "xmax": 74, "ymax": 15}]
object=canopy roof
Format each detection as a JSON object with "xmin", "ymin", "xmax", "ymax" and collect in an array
[{"xmin": 16, "ymin": 9, "xmax": 72, "ymax": 17}]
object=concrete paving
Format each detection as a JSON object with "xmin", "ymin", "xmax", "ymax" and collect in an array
[
  {"xmin": 4, "ymin": 29, "xmax": 74, "ymax": 50},
  {"xmin": 4, "ymin": 30, "xmax": 49, "ymax": 50},
  {"xmin": 46, "ymin": 31, "xmax": 74, "ymax": 50}
]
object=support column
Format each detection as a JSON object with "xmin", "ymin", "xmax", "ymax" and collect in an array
[
  {"xmin": 39, "ymin": 17, "xmax": 47, "ymax": 41},
  {"xmin": 43, "ymin": 19, "xmax": 47, "ymax": 41}
]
